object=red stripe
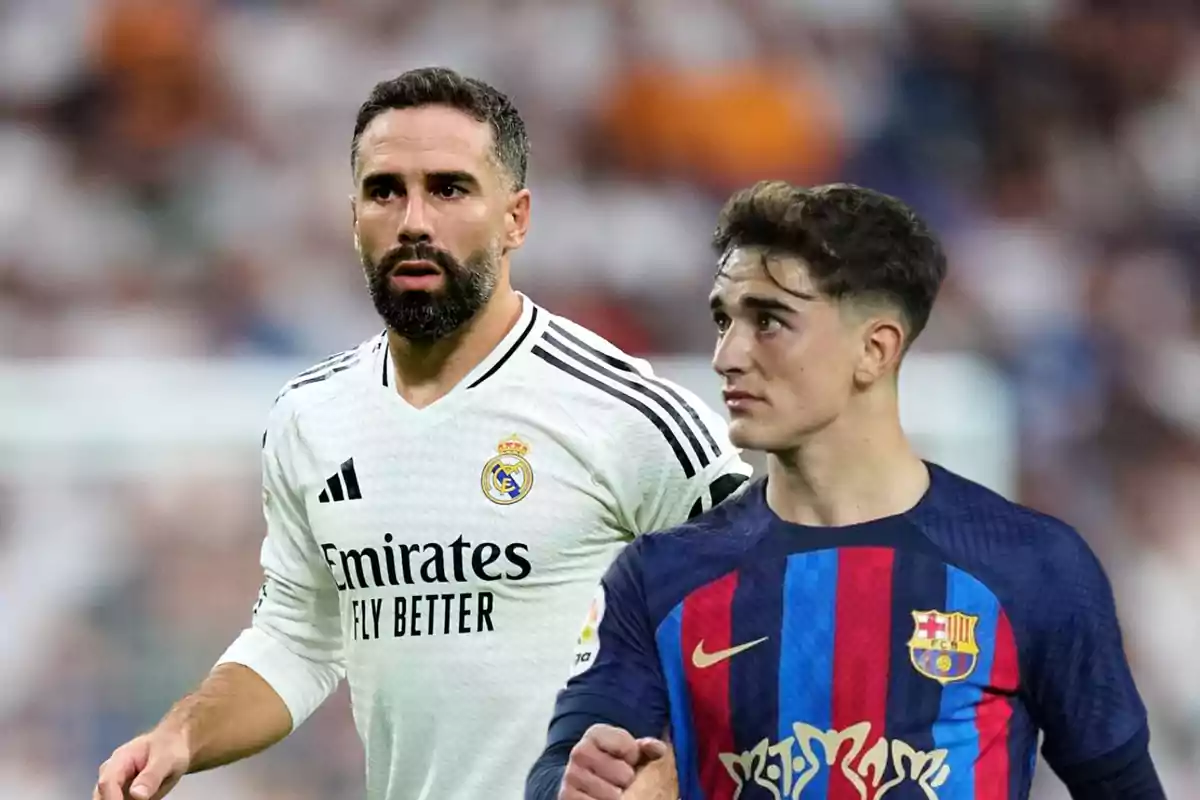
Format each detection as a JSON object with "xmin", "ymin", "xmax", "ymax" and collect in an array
[
  {"xmin": 829, "ymin": 548, "xmax": 894, "ymax": 800},
  {"xmin": 975, "ymin": 610, "xmax": 1019, "ymax": 799},
  {"xmin": 680, "ymin": 571, "xmax": 739, "ymax": 800}
]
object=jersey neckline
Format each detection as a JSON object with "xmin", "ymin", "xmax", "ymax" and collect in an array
[
  {"xmin": 751, "ymin": 461, "xmax": 942, "ymax": 538},
  {"xmin": 374, "ymin": 293, "xmax": 543, "ymax": 417}
]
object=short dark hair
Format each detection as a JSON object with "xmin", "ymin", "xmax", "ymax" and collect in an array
[
  {"xmin": 712, "ymin": 181, "xmax": 947, "ymax": 341},
  {"xmin": 351, "ymin": 67, "xmax": 529, "ymax": 189}
]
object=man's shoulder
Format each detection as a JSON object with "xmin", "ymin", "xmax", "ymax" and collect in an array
[
  {"xmin": 274, "ymin": 334, "xmax": 384, "ymax": 407},
  {"xmin": 921, "ymin": 464, "xmax": 1087, "ymax": 551},
  {"xmin": 530, "ymin": 312, "xmax": 684, "ymax": 409},
  {"xmin": 263, "ymin": 333, "xmax": 385, "ymax": 444},
  {"xmin": 535, "ymin": 312, "xmax": 658, "ymax": 376},
  {"xmin": 916, "ymin": 464, "xmax": 1105, "ymax": 609},
  {"xmin": 530, "ymin": 310, "xmax": 729, "ymax": 466},
  {"xmin": 617, "ymin": 484, "xmax": 766, "ymax": 619}
]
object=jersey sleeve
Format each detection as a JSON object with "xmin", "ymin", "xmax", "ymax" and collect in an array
[
  {"xmin": 1023, "ymin": 526, "xmax": 1151, "ymax": 782},
  {"xmin": 616, "ymin": 376, "xmax": 752, "ymax": 534},
  {"xmin": 215, "ymin": 397, "xmax": 345, "ymax": 728},
  {"xmin": 545, "ymin": 541, "xmax": 670, "ymax": 746}
]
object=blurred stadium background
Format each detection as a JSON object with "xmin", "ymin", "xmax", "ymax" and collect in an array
[{"xmin": 1, "ymin": 0, "xmax": 1199, "ymax": 797}]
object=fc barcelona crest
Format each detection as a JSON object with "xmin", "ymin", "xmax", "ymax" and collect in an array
[
  {"xmin": 481, "ymin": 434, "xmax": 534, "ymax": 505},
  {"xmin": 908, "ymin": 609, "xmax": 980, "ymax": 685}
]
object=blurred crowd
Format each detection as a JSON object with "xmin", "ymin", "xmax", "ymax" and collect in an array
[{"xmin": 1, "ymin": 0, "xmax": 1199, "ymax": 797}]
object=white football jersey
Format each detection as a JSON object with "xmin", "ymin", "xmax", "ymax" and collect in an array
[{"xmin": 217, "ymin": 295, "xmax": 751, "ymax": 800}]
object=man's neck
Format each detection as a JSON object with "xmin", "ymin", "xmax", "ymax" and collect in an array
[
  {"xmin": 765, "ymin": 396, "xmax": 929, "ymax": 528},
  {"xmin": 387, "ymin": 284, "xmax": 522, "ymax": 409}
]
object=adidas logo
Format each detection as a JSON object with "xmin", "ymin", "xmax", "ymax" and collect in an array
[{"xmin": 319, "ymin": 458, "xmax": 362, "ymax": 503}]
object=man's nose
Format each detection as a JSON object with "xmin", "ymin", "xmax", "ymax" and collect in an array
[{"xmin": 397, "ymin": 193, "xmax": 434, "ymax": 244}]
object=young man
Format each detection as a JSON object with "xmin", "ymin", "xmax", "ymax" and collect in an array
[
  {"xmin": 526, "ymin": 181, "xmax": 1165, "ymax": 800},
  {"xmin": 94, "ymin": 68, "xmax": 750, "ymax": 800}
]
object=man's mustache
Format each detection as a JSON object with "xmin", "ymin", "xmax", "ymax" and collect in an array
[{"xmin": 378, "ymin": 244, "xmax": 459, "ymax": 274}]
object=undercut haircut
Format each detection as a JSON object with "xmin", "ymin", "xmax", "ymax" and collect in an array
[{"xmin": 712, "ymin": 181, "xmax": 947, "ymax": 341}]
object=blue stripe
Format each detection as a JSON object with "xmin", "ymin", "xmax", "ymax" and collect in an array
[
  {"xmin": 656, "ymin": 604, "xmax": 700, "ymax": 799},
  {"xmin": 778, "ymin": 550, "xmax": 838, "ymax": 798},
  {"xmin": 932, "ymin": 567, "xmax": 1001, "ymax": 797}
]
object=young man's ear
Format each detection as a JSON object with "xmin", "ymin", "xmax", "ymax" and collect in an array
[{"xmin": 853, "ymin": 316, "xmax": 907, "ymax": 387}]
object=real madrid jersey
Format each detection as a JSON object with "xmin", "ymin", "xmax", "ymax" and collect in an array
[{"xmin": 216, "ymin": 295, "xmax": 751, "ymax": 800}]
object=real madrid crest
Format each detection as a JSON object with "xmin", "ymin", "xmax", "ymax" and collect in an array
[
  {"xmin": 908, "ymin": 609, "xmax": 981, "ymax": 685},
  {"xmin": 481, "ymin": 434, "xmax": 534, "ymax": 505}
]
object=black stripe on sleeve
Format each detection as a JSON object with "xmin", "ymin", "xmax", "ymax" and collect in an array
[
  {"xmin": 278, "ymin": 358, "xmax": 360, "ymax": 400},
  {"xmin": 548, "ymin": 321, "xmax": 721, "ymax": 457},
  {"xmin": 687, "ymin": 473, "xmax": 749, "ymax": 519},
  {"xmin": 293, "ymin": 349, "xmax": 358, "ymax": 381},
  {"xmin": 542, "ymin": 331, "xmax": 709, "ymax": 470},
  {"xmin": 709, "ymin": 473, "xmax": 748, "ymax": 506},
  {"xmin": 532, "ymin": 345, "xmax": 696, "ymax": 478}
]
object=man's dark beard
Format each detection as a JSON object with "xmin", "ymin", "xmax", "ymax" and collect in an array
[{"xmin": 364, "ymin": 243, "xmax": 497, "ymax": 344}]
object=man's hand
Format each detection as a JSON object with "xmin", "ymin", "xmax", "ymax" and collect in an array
[
  {"xmin": 559, "ymin": 723, "xmax": 669, "ymax": 800},
  {"xmin": 624, "ymin": 742, "xmax": 678, "ymax": 800},
  {"xmin": 94, "ymin": 728, "xmax": 190, "ymax": 800}
]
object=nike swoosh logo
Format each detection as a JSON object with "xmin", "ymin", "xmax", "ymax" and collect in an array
[{"xmin": 691, "ymin": 636, "xmax": 769, "ymax": 669}]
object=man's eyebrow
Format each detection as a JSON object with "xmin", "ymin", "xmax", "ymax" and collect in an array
[
  {"xmin": 360, "ymin": 170, "xmax": 482, "ymax": 188},
  {"xmin": 360, "ymin": 171, "xmax": 398, "ymax": 190},
  {"xmin": 709, "ymin": 294, "xmax": 803, "ymax": 313},
  {"xmin": 426, "ymin": 170, "xmax": 480, "ymax": 187}
]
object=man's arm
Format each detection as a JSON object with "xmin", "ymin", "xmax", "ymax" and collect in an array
[
  {"xmin": 97, "ymin": 400, "xmax": 344, "ymax": 800},
  {"xmin": 95, "ymin": 664, "xmax": 294, "ymax": 800},
  {"xmin": 1027, "ymin": 526, "xmax": 1165, "ymax": 799},
  {"xmin": 153, "ymin": 662, "xmax": 294, "ymax": 771},
  {"xmin": 211, "ymin": 398, "xmax": 345, "ymax": 734},
  {"xmin": 526, "ymin": 544, "xmax": 674, "ymax": 800},
  {"xmin": 1053, "ymin": 728, "xmax": 1164, "ymax": 800}
]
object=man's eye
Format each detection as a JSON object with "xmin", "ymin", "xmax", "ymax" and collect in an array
[
  {"xmin": 435, "ymin": 184, "xmax": 465, "ymax": 199},
  {"xmin": 713, "ymin": 313, "xmax": 731, "ymax": 333},
  {"xmin": 757, "ymin": 314, "xmax": 782, "ymax": 333}
]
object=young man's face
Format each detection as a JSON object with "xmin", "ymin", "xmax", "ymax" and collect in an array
[{"xmin": 709, "ymin": 247, "xmax": 865, "ymax": 452}]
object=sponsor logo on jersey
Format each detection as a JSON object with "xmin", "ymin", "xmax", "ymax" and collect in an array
[
  {"xmin": 481, "ymin": 434, "xmax": 534, "ymax": 505},
  {"xmin": 720, "ymin": 721, "xmax": 950, "ymax": 799},
  {"xmin": 908, "ymin": 609, "xmax": 980, "ymax": 685},
  {"xmin": 569, "ymin": 584, "xmax": 605, "ymax": 677},
  {"xmin": 318, "ymin": 535, "xmax": 533, "ymax": 641}
]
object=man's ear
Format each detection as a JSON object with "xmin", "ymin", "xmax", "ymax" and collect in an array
[
  {"xmin": 350, "ymin": 195, "xmax": 362, "ymax": 259},
  {"xmin": 853, "ymin": 315, "xmax": 907, "ymax": 388},
  {"xmin": 504, "ymin": 188, "xmax": 532, "ymax": 252}
]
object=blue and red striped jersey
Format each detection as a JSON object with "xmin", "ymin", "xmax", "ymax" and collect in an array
[{"xmin": 545, "ymin": 463, "xmax": 1150, "ymax": 800}]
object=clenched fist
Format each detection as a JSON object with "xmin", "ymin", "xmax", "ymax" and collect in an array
[
  {"xmin": 559, "ymin": 723, "xmax": 669, "ymax": 800},
  {"xmin": 94, "ymin": 728, "xmax": 190, "ymax": 800}
]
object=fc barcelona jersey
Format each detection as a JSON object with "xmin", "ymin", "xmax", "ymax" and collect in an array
[{"xmin": 546, "ymin": 464, "xmax": 1150, "ymax": 800}]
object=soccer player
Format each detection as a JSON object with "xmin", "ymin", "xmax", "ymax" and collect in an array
[
  {"xmin": 94, "ymin": 67, "xmax": 750, "ymax": 800},
  {"xmin": 526, "ymin": 181, "xmax": 1165, "ymax": 800}
]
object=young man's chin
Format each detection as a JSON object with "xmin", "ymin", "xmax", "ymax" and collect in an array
[{"xmin": 727, "ymin": 419, "xmax": 772, "ymax": 453}]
